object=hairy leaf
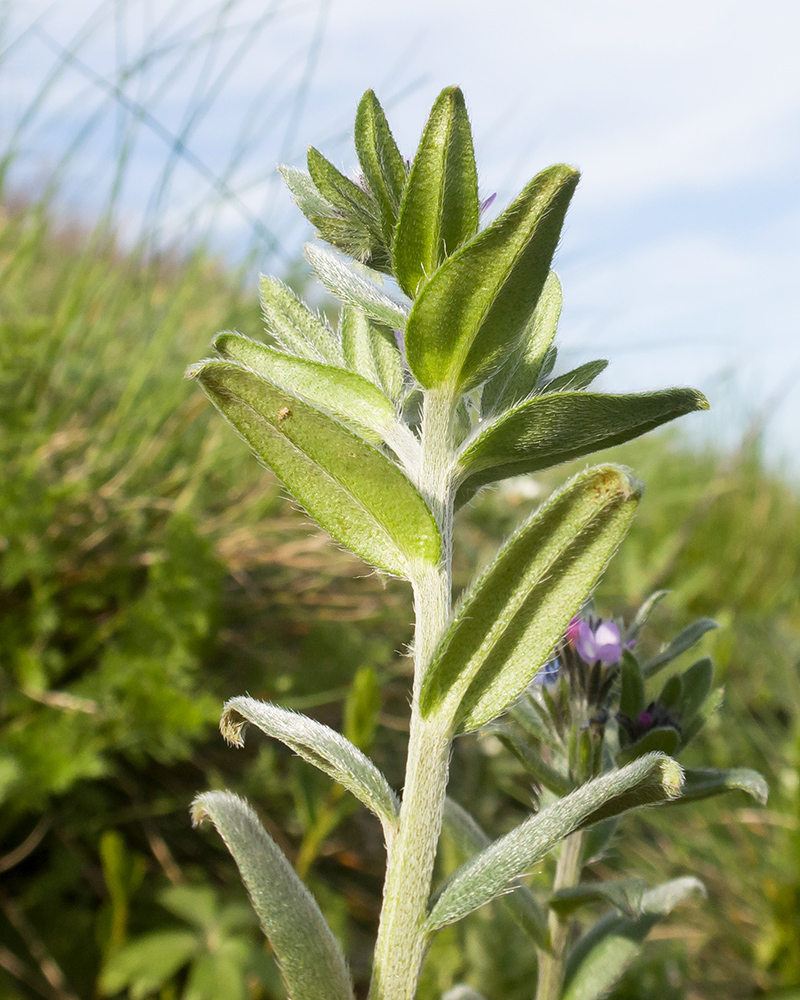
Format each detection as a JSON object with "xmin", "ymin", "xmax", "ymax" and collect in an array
[
  {"xmin": 481, "ymin": 270, "xmax": 562, "ymax": 416},
  {"xmin": 562, "ymin": 878, "xmax": 705, "ymax": 1000},
  {"xmin": 339, "ymin": 306, "xmax": 404, "ymax": 403},
  {"xmin": 405, "ymin": 164, "xmax": 578, "ymax": 392},
  {"xmin": 214, "ymin": 333, "xmax": 395, "ymax": 444},
  {"xmin": 442, "ymin": 797, "xmax": 547, "ymax": 947},
  {"xmin": 678, "ymin": 767, "xmax": 768, "ymax": 805},
  {"xmin": 304, "ymin": 243, "xmax": 409, "ymax": 330},
  {"xmin": 192, "ymin": 792, "xmax": 354, "ymax": 1000},
  {"xmin": 427, "ymin": 754, "xmax": 683, "ymax": 929},
  {"xmin": 457, "ymin": 388, "xmax": 709, "ymax": 505},
  {"xmin": 643, "ymin": 618, "xmax": 719, "ymax": 677},
  {"xmin": 354, "ymin": 90, "xmax": 407, "ymax": 242},
  {"xmin": 189, "ymin": 362, "xmax": 439, "ymax": 577},
  {"xmin": 542, "ymin": 359, "xmax": 608, "ymax": 395},
  {"xmin": 221, "ymin": 697, "xmax": 399, "ymax": 843},
  {"xmin": 420, "ymin": 465, "xmax": 640, "ymax": 733},
  {"xmin": 259, "ymin": 275, "xmax": 344, "ymax": 365},
  {"xmin": 550, "ymin": 879, "xmax": 648, "ymax": 918},
  {"xmin": 393, "ymin": 86, "xmax": 479, "ymax": 298},
  {"xmin": 278, "ymin": 165, "xmax": 338, "ymax": 221}
]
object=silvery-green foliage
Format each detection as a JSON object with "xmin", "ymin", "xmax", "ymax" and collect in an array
[
  {"xmin": 184, "ymin": 84, "xmax": 759, "ymax": 1000},
  {"xmin": 192, "ymin": 792, "xmax": 354, "ymax": 1000},
  {"xmin": 220, "ymin": 697, "xmax": 399, "ymax": 846},
  {"xmin": 442, "ymin": 797, "xmax": 547, "ymax": 947},
  {"xmin": 427, "ymin": 754, "xmax": 683, "ymax": 930},
  {"xmin": 561, "ymin": 878, "xmax": 706, "ymax": 1000}
]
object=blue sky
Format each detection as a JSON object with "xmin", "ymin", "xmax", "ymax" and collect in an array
[{"xmin": 3, "ymin": 0, "xmax": 799, "ymax": 468}]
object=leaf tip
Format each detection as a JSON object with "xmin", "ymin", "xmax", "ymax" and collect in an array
[
  {"xmin": 220, "ymin": 701, "xmax": 248, "ymax": 748},
  {"xmin": 655, "ymin": 753, "xmax": 685, "ymax": 800}
]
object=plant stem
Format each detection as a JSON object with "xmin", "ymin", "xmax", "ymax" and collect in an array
[
  {"xmin": 535, "ymin": 830, "xmax": 585, "ymax": 1000},
  {"xmin": 369, "ymin": 390, "xmax": 455, "ymax": 1000}
]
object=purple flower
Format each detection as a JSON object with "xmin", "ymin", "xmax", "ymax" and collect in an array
[{"xmin": 569, "ymin": 618, "xmax": 623, "ymax": 666}]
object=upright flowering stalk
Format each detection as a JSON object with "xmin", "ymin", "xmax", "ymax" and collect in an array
[{"xmin": 186, "ymin": 88, "xmax": 765, "ymax": 1000}]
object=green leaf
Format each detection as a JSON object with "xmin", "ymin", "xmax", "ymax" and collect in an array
[
  {"xmin": 405, "ymin": 164, "xmax": 578, "ymax": 392},
  {"xmin": 393, "ymin": 86, "xmax": 479, "ymax": 298},
  {"xmin": 643, "ymin": 618, "xmax": 719, "ymax": 677},
  {"xmin": 192, "ymin": 791, "xmax": 355, "ymax": 1000},
  {"xmin": 184, "ymin": 951, "xmax": 249, "ymax": 1000},
  {"xmin": 307, "ymin": 146, "xmax": 379, "ymax": 230},
  {"xmin": 426, "ymin": 754, "xmax": 683, "ymax": 930},
  {"xmin": 305, "ymin": 147, "xmax": 390, "ymax": 269},
  {"xmin": 562, "ymin": 877, "xmax": 705, "ymax": 1000},
  {"xmin": 339, "ymin": 306, "xmax": 404, "ymax": 403},
  {"xmin": 680, "ymin": 686, "xmax": 724, "ymax": 745},
  {"xmin": 442, "ymin": 797, "xmax": 548, "ymax": 948},
  {"xmin": 100, "ymin": 930, "xmax": 199, "ymax": 998},
  {"xmin": 679, "ymin": 657, "xmax": 714, "ymax": 722},
  {"xmin": 678, "ymin": 767, "xmax": 768, "ymax": 805},
  {"xmin": 158, "ymin": 885, "xmax": 218, "ymax": 930},
  {"xmin": 259, "ymin": 275, "xmax": 344, "ymax": 365},
  {"xmin": 542, "ymin": 359, "xmax": 608, "ymax": 394},
  {"xmin": 457, "ymin": 388, "xmax": 709, "ymax": 506},
  {"xmin": 221, "ymin": 697, "xmax": 399, "ymax": 843},
  {"xmin": 213, "ymin": 333, "xmax": 395, "ymax": 445},
  {"xmin": 616, "ymin": 727, "xmax": 680, "ymax": 766},
  {"xmin": 189, "ymin": 362, "xmax": 440, "ymax": 577},
  {"xmin": 659, "ymin": 673, "xmax": 683, "ymax": 709},
  {"xmin": 626, "ymin": 589, "xmax": 670, "ymax": 642},
  {"xmin": 491, "ymin": 720, "xmax": 575, "ymax": 796},
  {"xmin": 419, "ymin": 465, "xmax": 640, "ymax": 733},
  {"xmin": 279, "ymin": 165, "xmax": 338, "ymax": 221},
  {"xmin": 550, "ymin": 879, "xmax": 648, "ymax": 919},
  {"xmin": 304, "ymin": 243, "xmax": 409, "ymax": 330},
  {"xmin": 481, "ymin": 270, "xmax": 563, "ymax": 417},
  {"xmin": 354, "ymin": 90, "xmax": 407, "ymax": 241},
  {"xmin": 618, "ymin": 650, "xmax": 645, "ymax": 721}
]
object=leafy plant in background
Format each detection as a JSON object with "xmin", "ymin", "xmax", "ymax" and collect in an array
[{"xmin": 184, "ymin": 86, "xmax": 768, "ymax": 1000}]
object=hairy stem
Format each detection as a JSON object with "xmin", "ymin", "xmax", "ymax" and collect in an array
[
  {"xmin": 369, "ymin": 390, "xmax": 455, "ymax": 1000},
  {"xmin": 535, "ymin": 831, "xmax": 585, "ymax": 1000}
]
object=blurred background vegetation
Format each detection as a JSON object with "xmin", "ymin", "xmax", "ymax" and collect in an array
[{"xmin": 1, "ymin": 3, "xmax": 799, "ymax": 999}]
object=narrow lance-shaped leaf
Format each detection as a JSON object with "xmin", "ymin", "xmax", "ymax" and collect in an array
[
  {"xmin": 405, "ymin": 163, "xmax": 579, "ymax": 392},
  {"xmin": 278, "ymin": 164, "xmax": 339, "ymax": 222},
  {"xmin": 420, "ymin": 465, "xmax": 640, "ymax": 733},
  {"xmin": 307, "ymin": 146, "xmax": 379, "ymax": 232},
  {"xmin": 481, "ymin": 270, "xmax": 563, "ymax": 417},
  {"xmin": 304, "ymin": 243, "xmax": 409, "ymax": 330},
  {"xmin": 354, "ymin": 90, "xmax": 407, "ymax": 242},
  {"xmin": 259, "ymin": 275, "xmax": 344, "ymax": 366},
  {"xmin": 427, "ymin": 753, "xmax": 683, "ymax": 930},
  {"xmin": 626, "ymin": 589, "xmax": 670, "ymax": 642},
  {"xmin": 643, "ymin": 617, "xmax": 719, "ymax": 677},
  {"xmin": 306, "ymin": 146, "xmax": 389, "ymax": 270},
  {"xmin": 393, "ymin": 86, "xmax": 479, "ymax": 298},
  {"xmin": 542, "ymin": 359, "xmax": 608, "ymax": 395},
  {"xmin": 221, "ymin": 697, "xmax": 400, "ymax": 845},
  {"xmin": 676, "ymin": 767, "xmax": 768, "ymax": 805},
  {"xmin": 339, "ymin": 305, "xmax": 405, "ymax": 403},
  {"xmin": 442, "ymin": 797, "xmax": 548, "ymax": 948},
  {"xmin": 562, "ymin": 877, "xmax": 705, "ymax": 1000},
  {"xmin": 550, "ymin": 879, "xmax": 648, "ymax": 919},
  {"xmin": 213, "ymin": 333, "xmax": 395, "ymax": 445},
  {"xmin": 457, "ymin": 388, "xmax": 709, "ymax": 507},
  {"xmin": 188, "ymin": 362, "xmax": 440, "ymax": 577},
  {"xmin": 192, "ymin": 792, "xmax": 355, "ymax": 1000}
]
